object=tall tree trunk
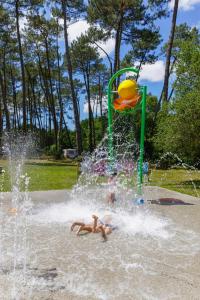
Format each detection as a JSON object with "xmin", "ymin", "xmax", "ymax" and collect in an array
[
  {"xmin": 10, "ymin": 67, "xmax": 18, "ymax": 129},
  {"xmin": 37, "ymin": 51, "xmax": 56, "ymax": 140},
  {"xmin": 15, "ymin": 0, "xmax": 26, "ymax": 131},
  {"xmin": 2, "ymin": 53, "xmax": 11, "ymax": 131},
  {"xmin": 27, "ymin": 81, "xmax": 33, "ymax": 130},
  {"xmin": 63, "ymin": 117, "xmax": 73, "ymax": 148},
  {"xmin": 83, "ymin": 69, "xmax": 94, "ymax": 152},
  {"xmin": 136, "ymin": 51, "xmax": 147, "ymax": 81},
  {"xmin": 113, "ymin": 4, "xmax": 124, "ymax": 76},
  {"xmin": 0, "ymin": 74, "xmax": 4, "ymax": 139},
  {"xmin": 44, "ymin": 37, "xmax": 58, "ymax": 148},
  {"xmin": 46, "ymin": 109, "xmax": 51, "ymax": 132},
  {"xmin": 0, "ymin": 70, "xmax": 10, "ymax": 131},
  {"xmin": 98, "ymin": 75, "xmax": 105, "ymax": 137},
  {"xmin": 0, "ymin": 95, "xmax": 2, "ymax": 142},
  {"xmin": 62, "ymin": 0, "xmax": 83, "ymax": 155},
  {"xmin": 26, "ymin": 68, "xmax": 42, "ymax": 132},
  {"xmin": 84, "ymin": 74, "xmax": 93, "ymax": 152},
  {"xmin": 35, "ymin": 98, "xmax": 42, "ymax": 131},
  {"xmin": 163, "ymin": 0, "xmax": 179, "ymax": 102},
  {"xmin": 167, "ymin": 87, "xmax": 174, "ymax": 102},
  {"xmin": 113, "ymin": 21, "xmax": 123, "ymax": 76},
  {"xmin": 56, "ymin": 23, "xmax": 64, "ymax": 144}
]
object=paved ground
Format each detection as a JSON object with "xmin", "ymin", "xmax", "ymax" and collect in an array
[{"xmin": 0, "ymin": 187, "xmax": 200, "ymax": 300}]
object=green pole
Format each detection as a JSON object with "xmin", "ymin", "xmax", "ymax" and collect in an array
[
  {"xmin": 107, "ymin": 67, "xmax": 139, "ymax": 166},
  {"xmin": 107, "ymin": 77, "xmax": 113, "ymax": 164},
  {"xmin": 138, "ymin": 85, "xmax": 147, "ymax": 194}
]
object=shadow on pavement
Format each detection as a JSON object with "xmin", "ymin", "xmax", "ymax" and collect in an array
[{"xmin": 148, "ymin": 198, "xmax": 194, "ymax": 205}]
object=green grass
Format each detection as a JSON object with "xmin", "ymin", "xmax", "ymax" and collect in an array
[
  {"xmin": 149, "ymin": 168, "xmax": 200, "ymax": 197},
  {"xmin": 0, "ymin": 159, "xmax": 200, "ymax": 197},
  {"xmin": 0, "ymin": 159, "xmax": 78, "ymax": 191}
]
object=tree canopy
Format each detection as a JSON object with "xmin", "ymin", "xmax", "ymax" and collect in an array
[{"xmin": 0, "ymin": 0, "xmax": 200, "ymax": 165}]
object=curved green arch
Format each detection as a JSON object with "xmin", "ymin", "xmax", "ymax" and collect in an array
[{"xmin": 107, "ymin": 67, "xmax": 147, "ymax": 195}]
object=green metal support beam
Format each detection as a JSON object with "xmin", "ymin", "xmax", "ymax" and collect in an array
[{"xmin": 138, "ymin": 85, "xmax": 147, "ymax": 194}]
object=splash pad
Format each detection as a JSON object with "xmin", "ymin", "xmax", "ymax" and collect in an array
[
  {"xmin": 1, "ymin": 187, "xmax": 200, "ymax": 299},
  {"xmin": 0, "ymin": 70, "xmax": 200, "ymax": 299}
]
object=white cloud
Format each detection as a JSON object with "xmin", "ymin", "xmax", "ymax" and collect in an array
[
  {"xmin": 138, "ymin": 60, "xmax": 165, "ymax": 83},
  {"xmin": 83, "ymin": 101, "xmax": 89, "ymax": 114},
  {"xmin": 83, "ymin": 96, "xmax": 107, "ymax": 115},
  {"xmin": 96, "ymin": 38, "xmax": 115, "ymax": 58},
  {"xmin": 19, "ymin": 16, "xmax": 28, "ymax": 31},
  {"xmin": 60, "ymin": 19, "xmax": 115, "ymax": 58},
  {"xmin": 169, "ymin": 0, "xmax": 200, "ymax": 11},
  {"xmin": 68, "ymin": 20, "xmax": 90, "ymax": 42}
]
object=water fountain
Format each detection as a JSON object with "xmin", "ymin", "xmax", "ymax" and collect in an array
[
  {"xmin": 0, "ymin": 133, "xmax": 35, "ymax": 300},
  {"xmin": 25, "ymin": 114, "xmax": 200, "ymax": 298},
  {"xmin": 0, "ymin": 68, "xmax": 200, "ymax": 299},
  {"xmin": 0, "ymin": 137, "xmax": 200, "ymax": 299}
]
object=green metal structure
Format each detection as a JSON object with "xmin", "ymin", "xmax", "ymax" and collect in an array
[{"xmin": 107, "ymin": 67, "xmax": 147, "ymax": 195}]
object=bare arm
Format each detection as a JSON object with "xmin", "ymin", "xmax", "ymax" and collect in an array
[{"xmin": 92, "ymin": 215, "xmax": 98, "ymax": 232}]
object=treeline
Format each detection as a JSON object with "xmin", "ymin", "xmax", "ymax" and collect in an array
[
  {"xmin": 0, "ymin": 1, "xmax": 200, "ymax": 164},
  {"xmin": 154, "ymin": 25, "xmax": 200, "ymax": 165}
]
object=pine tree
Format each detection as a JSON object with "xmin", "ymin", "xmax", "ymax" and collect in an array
[
  {"xmin": 71, "ymin": 34, "xmax": 103, "ymax": 152},
  {"xmin": 0, "ymin": 0, "xmax": 44, "ymax": 131},
  {"xmin": 87, "ymin": 0, "xmax": 169, "ymax": 75},
  {"xmin": 163, "ymin": 0, "xmax": 179, "ymax": 102},
  {"xmin": 50, "ymin": 0, "xmax": 85, "ymax": 154}
]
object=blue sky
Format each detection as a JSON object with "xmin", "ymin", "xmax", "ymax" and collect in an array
[
  {"xmin": 68, "ymin": 1, "xmax": 200, "ymax": 121},
  {"xmin": 20, "ymin": 1, "xmax": 200, "ymax": 124},
  {"xmin": 142, "ymin": 0, "xmax": 200, "ymax": 98}
]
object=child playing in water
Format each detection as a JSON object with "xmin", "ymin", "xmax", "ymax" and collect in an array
[
  {"xmin": 107, "ymin": 172, "xmax": 117, "ymax": 204},
  {"xmin": 143, "ymin": 161, "xmax": 150, "ymax": 182},
  {"xmin": 71, "ymin": 214, "xmax": 116, "ymax": 241}
]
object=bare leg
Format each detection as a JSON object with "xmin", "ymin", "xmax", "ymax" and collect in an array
[
  {"xmin": 107, "ymin": 192, "xmax": 116, "ymax": 204},
  {"xmin": 104, "ymin": 227, "xmax": 112, "ymax": 235},
  {"xmin": 76, "ymin": 225, "xmax": 93, "ymax": 235},
  {"xmin": 98, "ymin": 225, "xmax": 107, "ymax": 241},
  {"xmin": 71, "ymin": 222, "xmax": 85, "ymax": 232},
  {"xmin": 111, "ymin": 192, "xmax": 116, "ymax": 202}
]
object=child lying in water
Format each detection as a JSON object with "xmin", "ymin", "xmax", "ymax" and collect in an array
[{"xmin": 71, "ymin": 214, "xmax": 117, "ymax": 241}]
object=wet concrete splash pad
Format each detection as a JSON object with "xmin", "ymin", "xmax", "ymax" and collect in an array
[{"xmin": 0, "ymin": 188, "xmax": 200, "ymax": 300}]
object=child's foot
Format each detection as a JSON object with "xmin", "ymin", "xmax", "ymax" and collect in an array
[{"xmin": 92, "ymin": 214, "xmax": 98, "ymax": 220}]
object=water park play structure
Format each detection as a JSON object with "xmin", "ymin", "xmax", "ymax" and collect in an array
[
  {"xmin": 0, "ymin": 76, "xmax": 200, "ymax": 299},
  {"xmin": 107, "ymin": 67, "xmax": 147, "ymax": 194},
  {"xmin": 1, "ymin": 148, "xmax": 200, "ymax": 299}
]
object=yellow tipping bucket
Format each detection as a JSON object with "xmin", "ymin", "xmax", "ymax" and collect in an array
[{"xmin": 117, "ymin": 79, "xmax": 138, "ymax": 100}]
